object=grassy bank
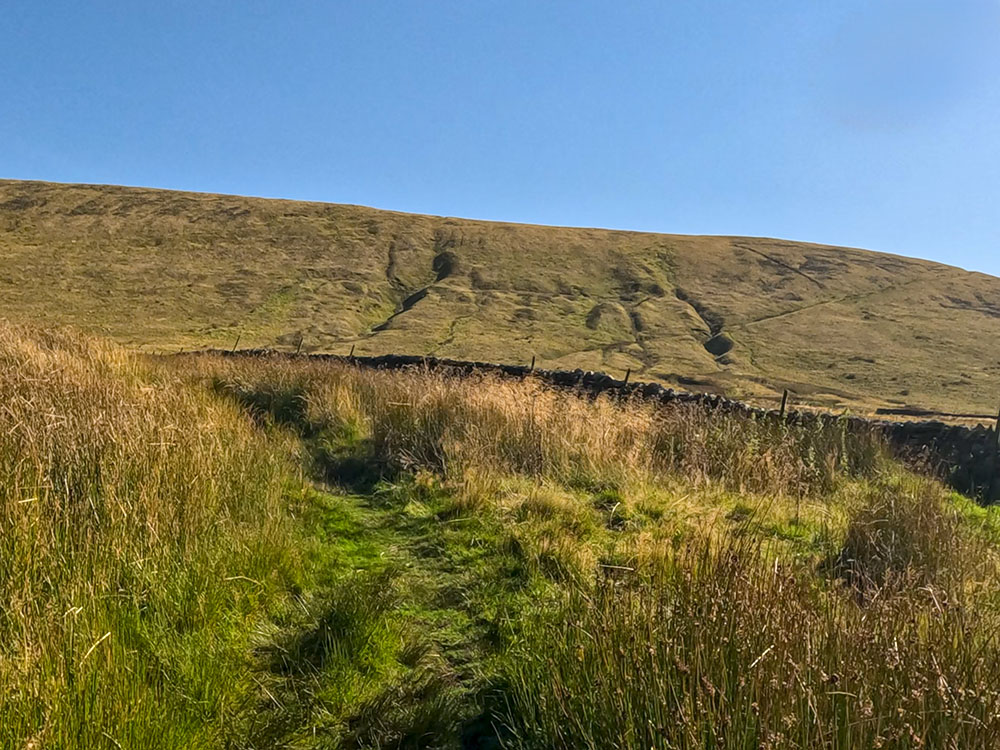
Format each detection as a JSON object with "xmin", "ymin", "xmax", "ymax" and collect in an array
[
  {"xmin": 0, "ymin": 327, "xmax": 314, "ymax": 747},
  {"xmin": 194, "ymin": 355, "xmax": 1000, "ymax": 748},
  {"xmin": 3, "ymin": 329, "xmax": 1000, "ymax": 748}
]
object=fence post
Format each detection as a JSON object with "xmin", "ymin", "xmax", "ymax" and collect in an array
[
  {"xmin": 990, "ymin": 404, "xmax": 1000, "ymax": 501},
  {"xmin": 295, "ymin": 335, "xmax": 303, "ymax": 355},
  {"xmin": 779, "ymin": 389, "xmax": 789, "ymax": 418},
  {"xmin": 529, "ymin": 355, "xmax": 535, "ymax": 373},
  {"xmin": 623, "ymin": 368, "xmax": 631, "ymax": 386},
  {"xmin": 349, "ymin": 344, "xmax": 356, "ymax": 359},
  {"xmin": 231, "ymin": 334, "xmax": 241, "ymax": 353}
]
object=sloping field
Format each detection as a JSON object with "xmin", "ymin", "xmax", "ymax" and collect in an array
[{"xmin": 3, "ymin": 178, "xmax": 999, "ymax": 415}]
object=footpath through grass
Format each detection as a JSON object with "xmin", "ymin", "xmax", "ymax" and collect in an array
[
  {"xmin": 6, "ymin": 329, "xmax": 1000, "ymax": 748},
  {"xmin": 203, "ymin": 354, "xmax": 1000, "ymax": 749},
  {"xmin": 255, "ymin": 481, "xmax": 542, "ymax": 748},
  {"xmin": 224, "ymin": 392, "xmax": 564, "ymax": 747}
]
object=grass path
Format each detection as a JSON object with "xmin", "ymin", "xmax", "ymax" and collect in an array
[
  {"xmin": 198, "ymin": 357, "xmax": 1000, "ymax": 749},
  {"xmin": 254, "ymin": 476, "xmax": 543, "ymax": 748},
  {"xmin": 315, "ymin": 485, "xmax": 500, "ymax": 678}
]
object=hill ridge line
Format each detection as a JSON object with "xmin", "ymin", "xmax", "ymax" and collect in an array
[
  {"xmin": 0, "ymin": 177, "xmax": 983, "ymax": 273},
  {"xmin": 5, "ymin": 178, "xmax": 1000, "ymax": 417}
]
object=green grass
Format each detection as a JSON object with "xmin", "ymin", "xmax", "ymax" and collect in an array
[
  {"xmin": 499, "ymin": 535, "xmax": 1000, "ymax": 749},
  {"xmin": 5, "ymin": 178, "xmax": 1000, "ymax": 417},
  {"xmin": 0, "ymin": 326, "xmax": 310, "ymax": 748},
  {"xmin": 7, "ymin": 327, "xmax": 1000, "ymax": 748},
  {"xmin": 194, "ymin": 352, "xmax": 1000, "ymax": 748}
]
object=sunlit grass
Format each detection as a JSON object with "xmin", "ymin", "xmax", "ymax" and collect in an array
[
  {"xmin": 196, "ymin": 354, "xmax": 1000, "ymax": 748},
  {"xmin": 4, "ymin": 332, "xmax": 1000, "ymax": 748},
  {"xmin": 0, "ymin": 326, "xmax": 308, "ymax": 748}
]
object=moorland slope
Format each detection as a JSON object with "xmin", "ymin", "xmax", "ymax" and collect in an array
[{"xmin": 2, "ymin": 178, "xmax": 998, "ymax": 415}]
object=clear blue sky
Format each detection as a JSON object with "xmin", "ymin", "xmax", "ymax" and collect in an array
[{"xmin": 4, "ymin": 1, "xmax": 999, "ymax": 275}]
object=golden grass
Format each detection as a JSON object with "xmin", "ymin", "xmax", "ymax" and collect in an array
[
  {"xmin": 0, "ymin": 325, "xmax": 306, "ymax": 748},
  {"xmin": 204, "ymin": 356, "xmax": 885, "ymax": 499},
  {"xmin": 5, "ymin": 328, "xmax": 1000, "ymax": 748},
  {"xmin": 192, "ymin": 352, "xmax": 1000, "ymax": 747},
  {"xmin": 502, "ymin": 529, "xmax": 1000, "ymax": 749}
]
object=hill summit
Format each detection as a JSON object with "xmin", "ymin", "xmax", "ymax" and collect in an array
[{"xmin": 2, "ymin": 178, "xmax": 997, "ymax": 415}]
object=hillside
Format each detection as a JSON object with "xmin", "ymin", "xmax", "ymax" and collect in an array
[{"xmin": 2, "ymin": 178, "xmax": 998, "ymax": 415}]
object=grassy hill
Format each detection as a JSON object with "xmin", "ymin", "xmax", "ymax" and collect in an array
[{"xmin": 3, "ymin": 178, "xmax": 999, "ymax": 415}]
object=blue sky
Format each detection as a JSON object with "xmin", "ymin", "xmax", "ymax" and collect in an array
[{"xmin": 4, "ymin": 1, "xmax": 999, "ymax": 274}]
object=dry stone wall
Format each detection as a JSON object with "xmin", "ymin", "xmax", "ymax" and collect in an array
[{"xmin": 204, "ymin": 350, "xmax": 1000, "ymax": 503}]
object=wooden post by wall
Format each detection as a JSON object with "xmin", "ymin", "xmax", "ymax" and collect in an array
[
  {"xmin": 231, "ymin": 333, "xmax": 241, "ymax": 353},
  {"xmin": 779, "ymin": 389, "xmax": 789, "ymax": 418},
  {"xmin": 623, "ymin": 368, "xmax": 631, "ymax": 386},
  {"xmin": 990, "ymin": 404, "xmax": 1000, "ymax": 501}
]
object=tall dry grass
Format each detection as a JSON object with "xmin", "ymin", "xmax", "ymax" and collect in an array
[
  {"xmin": 204, "ymin": 357, "xmax": 885, "ymax": 499},
  {"xmin": 834, "ymin": 474, "xmax": 986, "ymax": 597},
  {"xmin": 500, "ymin": 527, "xmax": 1000, "ymax": 749},
  {"xmin": 11, "ymin": 340, "xmax": 991, "ymax": 748},
  {"xmin": 499, "ymin": 474, "xmax": 1000, "ymax": 749},
  {"xmin": 197, "ymin": 355, "xmax": 1000, "ymax": 748},
  {"xmin": 0, "ymin": 327, "xmax": 305, "ymax": 749}
]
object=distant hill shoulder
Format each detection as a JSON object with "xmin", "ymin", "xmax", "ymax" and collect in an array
[{"xmin": 1, "ymin": 178, "xmax": 997, "ymax": 415}]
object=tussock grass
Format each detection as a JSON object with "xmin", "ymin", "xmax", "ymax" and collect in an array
[
  {"xmin": 194, "ymin": 354, "xmax": 1000, "ymax": 748},
  {"xmin": 6, "ymin": 337, "xmax": 1000, "ymax": 748},
  {"xmin": 500, "ymin": 531, "xmax": 1000, "ymax": 749},
  {"xmin": 835, "ymin": 474, "xmax": 986, "ymax": 596},
  {"xmin": 206, "ymin": 357, "xmax": 885, "ymax": 499},
  {"xmin": 204, "ymin": 357, "xmax": 887, "ymax": 584},
  {"xmin": 0, "ymin": 326, "xmax": 306, "ymax": 748}
]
